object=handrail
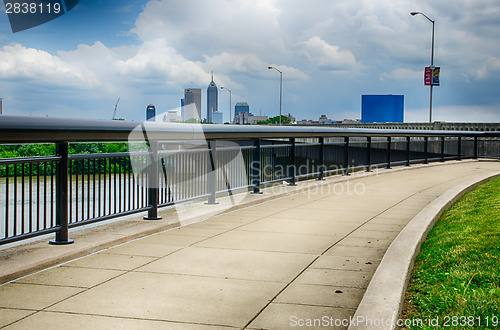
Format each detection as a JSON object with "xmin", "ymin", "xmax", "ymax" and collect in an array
[
  {"xmin": 1, "ymin": 115, "xmax": 498, "ymax": 143},
  {"xmin": 0, "ymin": 114, "xmax": 498, "ymax": 246}
]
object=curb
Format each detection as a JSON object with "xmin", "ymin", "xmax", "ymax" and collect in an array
[{"xmin": 348, "ymin": 170, "xmax": 500, "ymax": 330}]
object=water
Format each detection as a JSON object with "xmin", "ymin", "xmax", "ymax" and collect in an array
[{"xmin": 0, "ymin": 173, "xmax": 147, "ymax": 240}]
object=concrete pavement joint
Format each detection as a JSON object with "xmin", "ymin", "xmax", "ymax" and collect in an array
[{"xmin": 238, "ymin": 167, "xmax": 438, "ymax": 328}]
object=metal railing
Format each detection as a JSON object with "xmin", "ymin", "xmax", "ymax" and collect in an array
[{"xmin": 0, "ymin": 115, "xmax": 499, "ymax": 246}]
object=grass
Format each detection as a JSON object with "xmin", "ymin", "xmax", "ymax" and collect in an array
[{"xmin": 400, "ymin": 176, "xmax": 500, "ymax": 329}]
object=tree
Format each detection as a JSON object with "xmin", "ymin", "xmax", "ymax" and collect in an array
[{"xmin": 257, "ymin": 115, "xmax": 292, "ymax": 125}]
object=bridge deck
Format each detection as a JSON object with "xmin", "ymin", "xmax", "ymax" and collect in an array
[{"xmin": 0, "ymin": 160, "xmax": 499, "ymax": 329}]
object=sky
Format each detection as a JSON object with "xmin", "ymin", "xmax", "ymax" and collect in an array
[{"xmin": 0, "ymin": 0, "xmax": 499, "ymax": 123}]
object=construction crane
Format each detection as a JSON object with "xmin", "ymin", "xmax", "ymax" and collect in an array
[{"xmin": 112, "ymin": 97, "xmax": 120, "ymax": 120}]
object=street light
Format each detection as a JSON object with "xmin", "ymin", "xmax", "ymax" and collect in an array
[
  {"xmin": 220, "ymin": 86, "xmax": 232, "ymax": 124},
  {"xmin": 411, "ymin": 11, "xmax": 435, "ymax": 123},
  {"xmin": 268, "ymin": 66, "xmax": 283, "ymax": 126}
]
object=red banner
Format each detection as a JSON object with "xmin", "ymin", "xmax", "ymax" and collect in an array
[{"xmin": 424, "ymin": 67, "xmax": 432, "ymax": 86}]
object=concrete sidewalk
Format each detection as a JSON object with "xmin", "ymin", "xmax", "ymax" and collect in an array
[{"xmin": 1, "ymin": 160, "xmax": 499, "ymax": 329}]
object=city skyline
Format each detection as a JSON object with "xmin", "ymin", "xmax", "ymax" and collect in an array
[{"xmin": 0, "ymin": 1, "xmax": 499, "ymax": 123}]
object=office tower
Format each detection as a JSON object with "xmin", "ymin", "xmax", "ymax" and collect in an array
[
  {"xmin": 207, "ymin": 72, "xmax": 218, "ymax": 123},
  {"xmin": 234, "ymin": 102, "xmax": 249, "ymax": 117},
  {"xmin": 234, "ymin": 102, "xmax": 250, "ymax": 124},
  {"xmin": 184, "ymin": 88, "xmax": 201, "ymax": 121},
  {"xmin": 146, "ymin": 104, "xmax": 156, "ymax": 121}
]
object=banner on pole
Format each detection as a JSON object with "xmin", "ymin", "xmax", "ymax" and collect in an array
[
  {"xmin": 432, "ymin": 67, "xmax": 440, "ymax": 86},
  {"xmin": 424, "ymin": 66, "xmax": 440, "ymax": 86},
  {"xmin": 424, "ymin": 67, "xmax": 432, "ymax": 86}
]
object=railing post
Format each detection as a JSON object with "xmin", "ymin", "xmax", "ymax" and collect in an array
[
  {"xmin": 424, "ymin": 136, "xmax": 429, "ymax": 164},
  {"xmin": 288, "ymin": 138, "xmax": 297, "ymax": 186},
  {"xmin": 473, "ymin": 136, "xmax": 478, "ymax": 159},
  {"xmin": 386, "ymin": 136, "xmax": 391, "ymax": 169},
  {"xmin": 441, "ymin": 136, "xmax": 445, "ymax": 162},
  {"xmin": 317, "ymin": 137, "xmax": 325, "ymax": 180},
  {"xmin": 50, "ymin": 142, "xmax": 74, "ymax": 245},
  {"xmin": 144, "ymin": 140, "xmax": 162, "ymax": 219},
  {"xmin": 366, "ymin": 136, "xmax": 372, "ymax": 172},
  {"xmin": 458, "ymin": 137, "xmax": 462, "ymax": 161},
  {"xmin": 343, "ymin": 137, "xmax": 350, "ymax": 176},
  {"xmin": 406, "ymin": 136, "xmax": 411, "ymax": 166},
  {"xmin": 271, "ymin": 142, "xmax": 277, "ymax": 182},
  {"xmin": 205, "ymin": 139, "xmax": 219, "ymax": 204},
  {"xmin": 251, "ymin": 139, "xmax": 262, "ymax": 194}
]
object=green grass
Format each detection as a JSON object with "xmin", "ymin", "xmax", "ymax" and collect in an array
[{"xmin": 400, "ymin": 176, "xmax": 500, "ymax": 329}]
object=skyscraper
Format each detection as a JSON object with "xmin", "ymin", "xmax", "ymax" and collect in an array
[
  {"xmin": 234, "ymin": 102, "xmax": 250, "ymax": 124},
  {"xmin": 146, "ymin": 104, "xmax": 156, "ymax": 121},
  {"xmin": 184, "ymin": 88, "xmax": 201, "ymax": 121},
  {"xmin": 207, "ymin": 72, "xmax": 218, "ymax": 123},
  {"xmin": 234, "ymin": 102, "xmax": 249, "ymax": 117}
]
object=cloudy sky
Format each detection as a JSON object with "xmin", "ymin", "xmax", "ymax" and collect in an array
[{"xmin": 1, "ymin": 0, "xmax": 499, "ymax": 123}]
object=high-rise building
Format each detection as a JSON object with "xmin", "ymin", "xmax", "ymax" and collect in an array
[
  {"xmin": 234, "ymin": 102, "xmax": 249, "ymax": 118},
  {"xmin": 146, "ymin": 104, "xmax": 156, "ymax": 121},
  {"xmin": 234, "ymin": 102, "xmax": 250, "ymax": 124},
  {"xmin": 184, "ymin": 88, "xmax": 201, "ymax": 121},
  {"xmin": 207, "ymin": 72, "xmax": 218, "ymax": 123},
  {"xmin": 212, "ymin": 111, "xmax": 223, "ymax": 124}
]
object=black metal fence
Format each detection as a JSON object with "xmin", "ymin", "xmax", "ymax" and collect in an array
[{"xmin": 0, "ymin": 115, "xmax": 498, "ymax": 246}]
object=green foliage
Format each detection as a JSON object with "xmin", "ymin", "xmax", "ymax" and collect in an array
[
  {"xmin": 0, "ymin": 143, "xmax": 129, "ymax": 159},
  {"xmin": 183, "ymin": 118, "xmax": 202, "ymax": 124},
  {"xmin": 0, "ymin": 143, "xmax": 55, "ymax": 158},
  {"xmin": 0, "ymin": 142, "xmax": 130, "ymax": 176},
  {"xmin": 257, "ymin": 115, "xmax": 292, "ymax": 125},
  {"xmin": 401, "ymin": 177, "xmax": 500, "ymax": 329}
]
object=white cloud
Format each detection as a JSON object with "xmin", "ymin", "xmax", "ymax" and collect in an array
[
  {"xmin": 380, "ymin": 68, "xmax": 421, "ymax": 82},
  {"xmin": 131, "ymin": 0, "xmax": 282, "ymax": 57},
  {"xmin": 0, "ymin": 43, "xmax": 100, "ymax": 89},
  {"xmin": 475, "ymin": 56, "xmax": 500, "ymax": 80},
  {"xmin": 114, "ymin": 39, "xmax": 208, "ymax": 86},
  {"xmin": 298, "ymin": 36, "xmax": 360, "ymax": 72},
  {"xmin": 202, "ymin": 52, "xmax": 268, "ymax": 78}
]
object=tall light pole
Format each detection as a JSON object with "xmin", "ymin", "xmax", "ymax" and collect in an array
[
  {"xmin": 411, "ymin": 11, "xmax": 435, "ymax": 123},
  {"xmin": 220, "ymin": 86, "xmax": 232, "ymax": 124},
  {"xmin": 268, "ymin": 66, "xmax": 283, "ymax": 126}
]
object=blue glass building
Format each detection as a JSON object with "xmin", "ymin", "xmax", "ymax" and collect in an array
[{"xmin": 146, "ymin": 104, "xmax": 156, "ymax": 121}]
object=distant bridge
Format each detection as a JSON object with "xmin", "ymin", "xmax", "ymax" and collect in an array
[{"xmin": 306, "ymin": 122, "xmax": 500, "ymax": 132}]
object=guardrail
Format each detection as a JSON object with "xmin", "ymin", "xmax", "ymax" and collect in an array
[{"xmin": 0, "ymin": 115, "xmax": 499, "ymax": 246}]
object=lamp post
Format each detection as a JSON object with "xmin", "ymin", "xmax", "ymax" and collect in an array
[
  {"xmin": 220, "ymin": 86, "xmax": 232, "ymax": 124},
  {"xmin": 268, "ymin": 66, "xmax": 283, "ymax": 126},
  {"xmin": 411, "ymin": 11, "xmax": 435, "ymax": 123}
]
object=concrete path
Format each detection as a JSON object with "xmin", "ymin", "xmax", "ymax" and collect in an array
[{"xmin": 0, "ymin": 160, "xmax": 499, "ymax": 329}]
